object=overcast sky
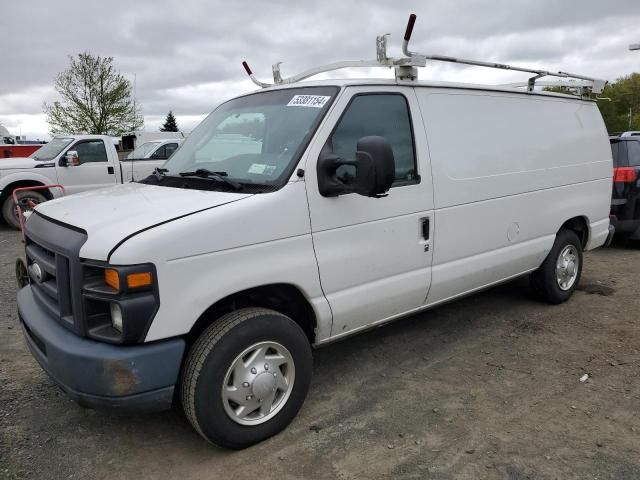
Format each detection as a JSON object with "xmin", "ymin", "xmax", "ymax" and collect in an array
[{"xmin": 1, "ymin": 0, "xmax": 639, "ymax": 140}]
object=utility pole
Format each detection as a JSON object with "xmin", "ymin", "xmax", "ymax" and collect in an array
[
  {"xmin": 132, "ymin": 73, "xmax": 137, "ymax": 132},
  {"xmin": 624, "ymin": 43, "xmax": 638, "ymax": 128},
  {"xmin": 624, "ymin": 44, "xmax": 638, "ymax": 129}
]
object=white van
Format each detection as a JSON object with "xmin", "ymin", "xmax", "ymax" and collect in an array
[
  {"xmin": 16, "ymin": 17, "xmax": 613, "ymax": 449},
  {"xmin": 126, "ymin": 139, "xmax": 183, "ymax": 161}
]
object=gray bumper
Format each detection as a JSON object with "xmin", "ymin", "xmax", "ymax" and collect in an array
[{"xmin": 17, "ymin": 286, "xmax": 185, "ymax": 412}]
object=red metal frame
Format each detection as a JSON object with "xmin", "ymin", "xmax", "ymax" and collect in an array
[{"xmin": 12, "ymin": 185, "xmax": 65, "ymax": 243}]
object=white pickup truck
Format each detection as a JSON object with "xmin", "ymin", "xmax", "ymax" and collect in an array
[{"xmin": 0, "ymin": 135, "xmax": 170, "ymax": 228}]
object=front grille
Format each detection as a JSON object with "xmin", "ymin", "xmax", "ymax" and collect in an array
[
  {"xmin": 25, "ymin": 239, "xmax": 74, "ymax": 327},
  {"xmin": 23, "ymin": 213, "xmax": 88, "ymax": 334}
]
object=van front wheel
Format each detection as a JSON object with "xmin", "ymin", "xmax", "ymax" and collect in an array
[
  {"xmin": 530, "ymin": 229, "xmax": 583, "ymax": 304},
  {"xmin": 181, "ymin": 307, "xmax": 313, "ymax": 449}
]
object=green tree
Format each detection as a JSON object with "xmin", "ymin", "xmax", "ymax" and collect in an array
[
  {"xmin": 597, "ymin": 73, "xmax": 640, "ymax": 134},
  {"xmin": 545, "ymin": 73, "xmax": 640, "ymax": 134},
  {"xmin": 44, "ymin": 52, "xmax": 143, "ymax": 135},
  {"xmin": 160, "ymin": 111, "xmax": 179, "ymax": 132}
]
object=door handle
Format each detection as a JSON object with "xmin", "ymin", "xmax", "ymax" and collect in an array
[
  {"xmin": 107, "ymin": 166, "xmax": 114, "ymax": 174},
  {"xmin": 421, "ymin": 217, "xmax": 430, "ymax": 240},
  {"xmin": 420, "ymin": 217, "xmax": 430, "ymax": 252}
]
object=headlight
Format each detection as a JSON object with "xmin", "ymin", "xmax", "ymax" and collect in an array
[
  {"xmin": 82, "ymin": 262, "xmax": 159, "ymax": 344},
  {"xmin": 110, "ymin": 303, "xmax": 123, "ymax": 332}
]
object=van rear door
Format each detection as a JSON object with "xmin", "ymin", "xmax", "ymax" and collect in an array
[{"xmin": 305, "ymin": 86, "xmax": 434, "ymax": 338}]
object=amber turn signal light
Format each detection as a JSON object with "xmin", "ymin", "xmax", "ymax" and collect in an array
[
  {"xmin": 126, "ymin": 272, "xmax": 153, "ymax": 289},
  {"xmin": 104, "ymin": 269, "xmax": 120, "ymax": 291}
]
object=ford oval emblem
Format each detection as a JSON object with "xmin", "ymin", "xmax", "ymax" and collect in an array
[{"xmin": 30, "ymin": 263, "xmax": 44, "ymax": 283}]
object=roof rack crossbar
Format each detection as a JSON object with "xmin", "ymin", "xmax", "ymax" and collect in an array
[{"xmin": 242, "ymin": 14, "xmax": 606, "ymax": 96}]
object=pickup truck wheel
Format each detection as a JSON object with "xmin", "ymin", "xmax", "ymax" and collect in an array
[
  {"xmin": 530, "ymin": 229, "xmax": 583, "ymax": 304},
  {"xmin": 181, "ymin": 307, "xmax": 312, "ymax": 449},
  {"xmin": 2, "ymin": 190, "xmax": 47, "ymax": 230}
]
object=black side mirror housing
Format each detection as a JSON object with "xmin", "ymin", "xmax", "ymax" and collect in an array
[{"xmin": 317, "ymin": 136, "xmax": 395, "ymax": 198}]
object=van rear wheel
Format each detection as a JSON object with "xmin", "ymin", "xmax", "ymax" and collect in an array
[
  {"xmin": 180, "ymin": 307, "xmax": 313, "ymax": 449},
  {"xmin": 530, "ymin": 229, "xmax": 583, "ymax": 304}
]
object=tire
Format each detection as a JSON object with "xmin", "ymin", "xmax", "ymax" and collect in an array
[
  {"xmin": 2, "ymin": 190, "xmax": 47, "ymax": 230},
  {"xmin": 530, "ymin": 229, "xmax": 583, "ymax": 304},
  {"xmin": 181, "ymin": 307, "xmax": 313, "ymax": 449}
]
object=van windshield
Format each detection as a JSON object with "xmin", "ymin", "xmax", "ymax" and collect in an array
[
  {"xmin": 128, "ymin": 141, "xmax": 161, "ymax": 159},
  {"xmin": 30, "ymin": 137, "xmax": 74, "ymax": 161},
  {"xmin": 161, "ymin": 87, "xmax": 338, "ymax": 189}
]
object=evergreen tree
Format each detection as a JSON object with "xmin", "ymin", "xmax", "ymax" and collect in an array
[{"xmin": 160, "ymin": 111, "xmax": 179, "ymax": 132}]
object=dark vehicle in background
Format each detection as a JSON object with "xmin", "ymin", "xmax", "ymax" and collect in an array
[{"xmin": 609, "ymin": 135, "xmax": 640, "ymax": 241}]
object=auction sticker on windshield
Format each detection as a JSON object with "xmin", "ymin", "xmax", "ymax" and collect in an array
[{"xmin": 287, "ymin": 95, "xmax": 330, "ymax": 108}]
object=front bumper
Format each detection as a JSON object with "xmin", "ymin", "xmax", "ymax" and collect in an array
[{"xmin": 17, "ymin": 286, "xmax": 185, "ymax": 412}]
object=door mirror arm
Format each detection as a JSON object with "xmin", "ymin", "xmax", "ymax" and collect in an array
[{"xmin": 317, "ymin": 154, "xmax": 358, "ymax": 197}]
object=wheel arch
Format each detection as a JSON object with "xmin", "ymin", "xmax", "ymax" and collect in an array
[
  {"xmin": 559, "ymin": 216, "xmax": 589, "ymax": 249},
  {"xmin": 0, "ymin": 179, "xmax": 53, "ymax": 205},
  {"xmin": 186, "ymin": 283, "xmax": 318, "ymax": 348}
]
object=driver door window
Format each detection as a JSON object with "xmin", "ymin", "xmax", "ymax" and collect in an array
[
  {"xmin": 325, "ymin": 94, "xmax": 418, "ymax": 186},
  {"xmin": 71, "ymin": 140, "xmax": 108, "ymax": 164},
  {"xmin": 164, "ymin": 143, "xmax": 179, "ymax": 158},
  {"xmin": 150, "ymin": 143, "xmax": 179, "ymax": 160}
]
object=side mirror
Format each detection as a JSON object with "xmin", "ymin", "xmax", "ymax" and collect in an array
[
  {"xmin": 317, "ymin": 136, "xmax": 395, "ymax": 198},
  {"xmin": 62, "ymin": 150, "xmax": 79, "ymax": 167}
]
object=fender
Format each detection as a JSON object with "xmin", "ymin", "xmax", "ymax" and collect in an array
[{"xmin": 0, "ymin": 170, "xmax": 61, "ymax": 198}]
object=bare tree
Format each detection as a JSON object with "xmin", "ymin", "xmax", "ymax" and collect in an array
[{"xmin": 44, "ymin": 52, "xmax": 143, "ymax": 135}]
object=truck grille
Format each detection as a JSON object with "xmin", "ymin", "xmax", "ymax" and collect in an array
[
  {"xmin": 23, "ymin": 213, "xmax": 88, "ymax": 334},
  {"xmin": 25, "ymin": 241, "xmax": 73, "ymax": 326}
]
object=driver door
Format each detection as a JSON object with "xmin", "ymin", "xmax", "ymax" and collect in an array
[
  {"xmin": 304, "ymin": 86, "xmax": 435, "ymax": 338},
  {"xmin": 56, "ymin": 139, "xmax": 118, "ymax": 194}
]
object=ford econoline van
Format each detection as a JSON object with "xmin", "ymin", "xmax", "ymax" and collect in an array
[{"xmin": 16, "ymin": 17, "xmax": 613, "ymax": 449}]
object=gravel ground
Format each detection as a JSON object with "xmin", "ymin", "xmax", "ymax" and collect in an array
[{"xmin": 1, "ymin": 223, "xmax": 639, "ymax": 480}]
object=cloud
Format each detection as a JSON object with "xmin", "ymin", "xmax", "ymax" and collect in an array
[{"xmin": 1, "ymin": 0, "xmax": 639, "ymax": 138}]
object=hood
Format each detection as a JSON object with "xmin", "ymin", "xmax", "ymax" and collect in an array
[
  {"xmin": 0, "ymin": 157, "xmax": 41, "ymax": 170},
  {"xmin": 33, "ymin": 183, "xmax": 252, "ymax": 260}
]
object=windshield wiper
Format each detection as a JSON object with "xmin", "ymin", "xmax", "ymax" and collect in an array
[
  {"xmin": 178, "ymin": 169, "xmax": 243, "ymax": 190},
  {"xmin": 153, "ymin": 167, "xmax": 168, "ymax": 180}
]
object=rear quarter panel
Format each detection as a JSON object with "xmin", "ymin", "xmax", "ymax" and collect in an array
[{"xmin": 416, "ymin": 89, "xmax": 612, "ymax": 304}]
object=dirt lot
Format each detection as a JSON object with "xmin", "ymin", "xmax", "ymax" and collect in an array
[{"xmin": 1, "ymin": 223, "xmax": 639, "ymax": 480}]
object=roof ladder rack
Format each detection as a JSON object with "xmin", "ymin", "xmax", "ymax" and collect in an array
[{"xmin": 242, "ymin": 14, "xmax": 607, "ymax": 97}]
